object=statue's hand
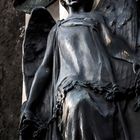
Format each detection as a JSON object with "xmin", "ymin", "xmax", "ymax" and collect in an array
[
  {"xmin": 19, "ymin": 113, "xmax": 38, "ymax": 140},
  {"xmin": 19, "ymin": 110, "xmax": 45, "ymax": 140}
]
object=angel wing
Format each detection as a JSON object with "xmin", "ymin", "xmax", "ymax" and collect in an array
[
  {"xmin": 22, "ymin": 7, "xmax": 55, "ymax": 98},
  {"xmin": 96, "ymin": 0, "xmax": 138, "ymax": 49},
  {"xmin": 14, "ymin": 0, "xmax": 57, "ymax": 13}
]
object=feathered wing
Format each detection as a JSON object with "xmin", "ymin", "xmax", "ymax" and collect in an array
[
  {"xmin": 19, "ymin": 8, "xmax": 59, "ymax": 140},
  {"xmin": 14, "ymin": 0, "xmax": 57, "ymax": 13},
  {"xmin": 96, "ymin": 0, "xmax": 138, "ymax": 49},
  {"xmin": 22, "ymin": 7, "xmax": 55, "ymax": 98}
]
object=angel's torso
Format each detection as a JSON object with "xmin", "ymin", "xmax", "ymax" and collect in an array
[{"xmin": 55, "ymin": 14, "xmax": 135, "ymax": 89}]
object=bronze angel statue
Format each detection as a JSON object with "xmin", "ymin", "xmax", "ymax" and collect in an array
[{"xmin": 14, "ymin": 0, "xmax": 140, "ymax": 140}]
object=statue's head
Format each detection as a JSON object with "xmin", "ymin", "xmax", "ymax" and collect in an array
[{"xmin": 60, "ymin": 0, "xmax": 94, "ymax": 12}]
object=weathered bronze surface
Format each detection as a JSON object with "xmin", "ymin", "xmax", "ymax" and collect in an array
[
  {"xmin": 18, "ymin": 0, "xmax": 140, "ymax": 140},
  {"xmin": 96, "ymin": 0, "xmax": 140, "ymax": 49}
]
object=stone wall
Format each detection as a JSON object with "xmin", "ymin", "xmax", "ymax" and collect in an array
[{"xmin": 0, "ymin": 1, "xmax": 24, "ymax": 140}]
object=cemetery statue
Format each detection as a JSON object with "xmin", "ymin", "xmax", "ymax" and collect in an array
[{"xmin": 16, "ymin": 0, "xmax": 140, "ymax": 140}]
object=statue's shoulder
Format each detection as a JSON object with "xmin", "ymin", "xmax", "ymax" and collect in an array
[
  {"xmin": 50, "ymin": 19, "xmax": 64, "ymax": 31},
  {"xmin": 47, "ymin": 21, "xmax": 60, "ymax": 37},
  {"xmin": 58, "ymin": 11, "xmax": 106, "ymax": 28},
  {"xmin": 90, "ymin": 11, "xmax": 106, "ymax": 24}
]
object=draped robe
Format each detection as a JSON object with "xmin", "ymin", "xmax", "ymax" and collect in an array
[
  {"xmin": 45, "ymin": 12, "xmax": 140, "ymax": 140},
  {"xmin": 20, "ymin": 11, "xmax": 140, "ymax": 140}
]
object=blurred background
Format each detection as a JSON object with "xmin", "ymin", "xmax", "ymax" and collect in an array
[
  {"xmin": 0, "ymin": 0, "xmax": 24, "ymax": 139},
  {"xmin": 0, "ymin": 1, "xmax": 64, "ymax": 139}
]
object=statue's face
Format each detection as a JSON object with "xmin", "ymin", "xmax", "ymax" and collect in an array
[
  {"xmin": 67, "ymin": 0, "xmax": 78, "ymax": 4},
  {"xmin": 64, "ymin": 0, "xmax": 94, "ymax": 11},
  {"xmin": 67, "ymin": 0, "xmax": 94, "ymax": 5}
]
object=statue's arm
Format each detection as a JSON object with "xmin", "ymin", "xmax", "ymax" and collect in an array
[{"xmin": 25, "ymin": 27, "xmax": 56, "ymax": 111}]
